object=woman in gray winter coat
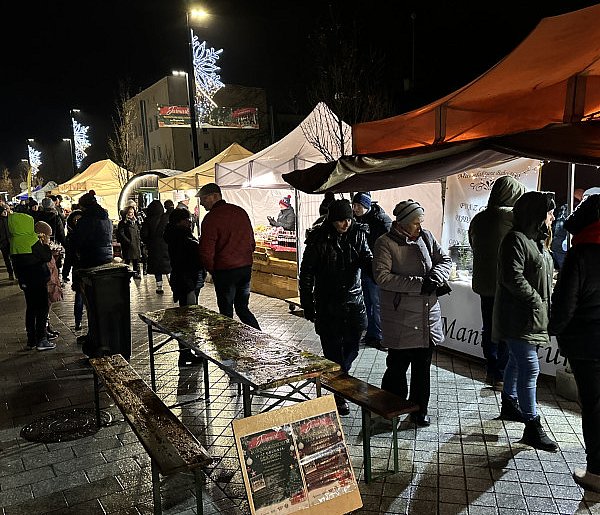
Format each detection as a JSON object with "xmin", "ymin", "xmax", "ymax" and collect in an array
[{"xmin": 373, "ymin": 200, "xmax": 451, "ymax": 426}]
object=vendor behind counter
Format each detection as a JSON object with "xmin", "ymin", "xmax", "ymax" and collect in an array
[{"xmin": 267, "ymin": 195, "xmax": 296, "ymax": 231}]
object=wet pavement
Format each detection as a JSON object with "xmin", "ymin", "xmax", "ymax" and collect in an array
[{"xmin": 1, "ymin": 261, "xmax": 600, "ymax": 514}]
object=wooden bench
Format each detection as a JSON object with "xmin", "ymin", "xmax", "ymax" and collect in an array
[
  {"xmin": 89, "ymin": 355, "xmax": 213, "ymax": 515},
  {"xmin": 322, "ymin": 371, "xmax": 419, "ymax": 483}
]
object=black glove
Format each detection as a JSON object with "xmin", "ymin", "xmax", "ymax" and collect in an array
[
  {"xmin": 303, "ymin": 305, "xmax": 315, "ymax": 322},
  {"xmin": 421, "ymin": 276, "xmax": 438, "ymax": 295},
  {"xmin": 267, "ymin": 216, "xmax": 276, "ymax": 226}
]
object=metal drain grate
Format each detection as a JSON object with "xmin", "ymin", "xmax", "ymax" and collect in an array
[{"xmin": 20, "ymin": 408, "xmax": 111, "ymax": 443}]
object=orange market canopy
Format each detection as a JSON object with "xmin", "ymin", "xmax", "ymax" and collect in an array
[
  {"xmin": 157, "ymin": 143, "xmax": 252, "ymax": 192},
  {"xmin": 284, "ymin": 4, "xmax": 600, "ymax": 193},
  {"xmin": 52, "ymin": 159, "xmax": 128, "ymax": 196}
]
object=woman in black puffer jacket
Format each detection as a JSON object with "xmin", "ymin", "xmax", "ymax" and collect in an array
[
  {"xmin": 141, "ymin": 200, "xmax": 171, "ymax": 294},
  {"xmin": 117, "ymin": 206, "xmax": 142, "ymax": 278},
  {"xmin": 299, "ymin": 199, "xmax": 372, "ymax": 415},
  {"xmin": 549, "ymin": 193, "xmax": 600, "ymax": 493}
]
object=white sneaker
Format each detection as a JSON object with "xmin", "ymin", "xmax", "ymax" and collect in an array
[
  {"xmin": 573, "ymin": 468, "xmax": 600, "ymax": 492},
  {"xmin": 36, "ymin": 338, "xmax": 56, "ymax": 351}
]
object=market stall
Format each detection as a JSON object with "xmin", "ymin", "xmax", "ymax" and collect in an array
[
  {"xmin": 215, "ymin": 103, "xmax": 352, "ymax": 299},
  {"xmin": 51, "ymin": 159, "xmax": 129, "ymax": 221},
  {"xmin": 283, "ymin": 5, "xmax": 600, "ymax": 376}
]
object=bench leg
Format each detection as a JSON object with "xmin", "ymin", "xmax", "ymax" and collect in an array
[
  {"xmin": 203, "ymin": 359, "xmax": 210, "ymax": 401},
  {"xmin": 315, "ymin": 377, "xmax": 322, "ymax": 397},
  {"xmin": 194, "ymin": 469, "xmax": 204, "ymax": 515},
  {"xmin": 361, "ymin": 408, "xmax": 372, "ymax": 483},
  {"xmin": 93, "ymin": 371, "xmax": 101, "ymax": 428},
  {"xmin": 151, "ymin": 458, "xmax": 162, "ymax": 515},
  {"xmin": 392, "ymin": 416, "xmax": 399, "ymax": 474}
]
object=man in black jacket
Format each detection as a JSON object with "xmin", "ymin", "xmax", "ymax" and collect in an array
[
  {"xmin": 299, "ymin": 199, "xmax": 372, "ymax": 415},
  {"xmin": 352, "ymin": 192, "xmax": 392, "ymax": 349},
  {"xmin": 71, "ymin": 192, "xmax": 113, "ymax": 268},
  {"xmin": 549, "ymin": 193, "xmax": 600, "ymax": 492}
]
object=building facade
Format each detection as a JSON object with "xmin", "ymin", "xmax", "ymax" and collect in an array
[{"xmin": 127, "ymin": 75, "xmax": 270, "ymax": 172}]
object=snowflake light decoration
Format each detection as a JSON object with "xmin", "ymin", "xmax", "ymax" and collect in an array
[
  {"xmin": 72, "ymin": 118, "xmax": 91, "ymax": 169},
  {"xmin": 27, "ymin": 145, "xmax": 42, "ymax": 177},
  {"xmin": 191, "ymin": 32, "xmax": 224, "ymax": 121}
]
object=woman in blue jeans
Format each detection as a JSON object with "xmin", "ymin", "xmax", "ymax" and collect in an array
[{"xmin": 493, "ymin": 190, "xmax": 557, "ymax": 451}]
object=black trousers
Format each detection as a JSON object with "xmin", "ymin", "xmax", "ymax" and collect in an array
[
  {"xmin": 570, "ymin": 358, "xmax": 600, "ymax": 474},
  {"xmin": 24, "ymin": 284, "xmax": 49, "ymax": 344},
  {"xmin": 1, "ymin": 247, "xmax": 13, "ymax": 277},
  {"xmin": 382, "ymin": 344, "xmax": 433, "ymax": 415}
]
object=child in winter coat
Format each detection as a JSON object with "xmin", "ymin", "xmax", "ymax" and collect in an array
[{"xmin": 9, "ymin": 212, "xmax": 54, "ymax": 350}]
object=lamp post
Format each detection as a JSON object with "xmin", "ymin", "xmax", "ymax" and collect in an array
[
  {"xmin": 62, "ymin": 138, "xmax": 76, "ymax": 177},
  {"xmin": 186, "ymin": 8, "xmax": 209, "ymax": 167}
]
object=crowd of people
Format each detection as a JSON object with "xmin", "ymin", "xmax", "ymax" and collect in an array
[
  {"xmin": 298, "ymin": 184, "xmax": 600, "ymax": 494},
  {"xmin": 0, "ymin": 183, "xmax": 260, "ymax": 364},
  {"xmin": 1, "ymin": 178, "xmax": 599, "ymax": 494}
]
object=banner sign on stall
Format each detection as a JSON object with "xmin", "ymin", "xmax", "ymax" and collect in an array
[
  {"xmin": 442, "ymin": 158, "xmax": 541, "ymax": 250},
  {"xmin": 157, "ymin": 105, "xmax": 259, "ymax": 129},
  {"xmin": 438, "ymin": 158, "xmax": 566, "ymax": 376},
  {"xmin": 232, "ymin": 395, "xmax": 362, "ymax": 515}
]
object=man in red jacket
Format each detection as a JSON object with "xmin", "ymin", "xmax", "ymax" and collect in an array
[{"xmin": 197, "ymin": 183, "xmax": 260, "ymax": 330}]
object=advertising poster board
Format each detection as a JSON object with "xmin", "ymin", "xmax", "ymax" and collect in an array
[{"xmin": 232, "ymin": 395, "xmax": 362, "ymax": 515}]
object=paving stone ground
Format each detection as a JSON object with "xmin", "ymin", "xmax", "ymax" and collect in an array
[{"xmin": 1, "ymin": 261, "xmax": 599, "ymax": 514}]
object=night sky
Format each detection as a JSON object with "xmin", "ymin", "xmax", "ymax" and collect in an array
[{"xmin": 1, "ymin": 0, "xmax": 598, "ymax": 182}]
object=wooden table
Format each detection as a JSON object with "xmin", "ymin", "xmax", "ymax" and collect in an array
[{"xmin": 139, "ymin": 305, "xmax": 340, "ymax": 416}]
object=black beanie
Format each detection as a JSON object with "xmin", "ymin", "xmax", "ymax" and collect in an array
[
  {"xmin": 564, "ymin": 194, "xmax": 600, "ymax": 235},
  {"xmin": 327, "ymin": 199, "xmax": 353, "ymax": 222}
]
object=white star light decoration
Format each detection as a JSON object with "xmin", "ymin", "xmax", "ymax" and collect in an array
[
  {"xmin": 191, "ymin": 33, "xmax": 224, "ymax": 120},
  {"xmin": 72, "ymin": 118, "xmax": 91, "ymax": 168},
  {"xmin": 27, "ymin": 145, "xmax": 42, "ymax": 177}
]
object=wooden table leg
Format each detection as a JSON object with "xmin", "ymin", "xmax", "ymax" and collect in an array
[
  {"xmin": 392, "ymin": 416, "xmax": 399, "ymax": 473},
  {"xmin": 242, "ymin": 384, "xmax": 252, "ymax": 417},
  {"xmin": 151, "ymin": 458, "xmax": 162, "ymax": 515},
  {"xmin": 315, "ymin": 377, "xmax": 322, "ymax": 397},
  {"xmin": 194, "ymin": 469, "xmax": 203, "ymax": 515},
  {"xmin": 93, "ymin": 371, "xmax": 101, "ymax": 428},
  {"xmin": 203, "ymin": 359, "xmax": 210, "ymax": 401},
  {"xmin": 148, "ymin": 325, "xmax": 157, "ymax": 391}
]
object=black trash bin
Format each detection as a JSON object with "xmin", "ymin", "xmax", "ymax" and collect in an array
[{"xmin": 78, "ymin": 263, "xmax": 132, "ymax": 360}]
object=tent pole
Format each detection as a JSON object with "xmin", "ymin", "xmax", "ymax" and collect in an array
[{"xmin": 566, "ymin": 163, "xmax": 575, "ymax": 249}]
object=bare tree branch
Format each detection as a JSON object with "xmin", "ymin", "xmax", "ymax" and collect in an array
[{"xmin": 108, "ymin": 80, "xmax": 143, "ymax": 187}]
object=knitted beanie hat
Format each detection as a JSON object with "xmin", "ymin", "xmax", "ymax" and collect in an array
[
  {"xmin": 327, "ymin": 199, "xmax": 353, "ymax": 222},
  {"xmin": 352, "ymin": 192, "xmax": 371, "ymax": 210},
  {"xmin": 393, "ymin": 199, "xmax": 424, "ymax": 225},
  {"xmin": 34, "ymin": 220, "xmax": 52, "ymax": 236},
  {"xmin": 279, "ymin": 195, "xmax": 292, "ymax": 208}
]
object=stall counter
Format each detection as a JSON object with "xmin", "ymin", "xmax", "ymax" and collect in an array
[{"xmin": 438, "ymin": 278, "xmax": 566, "ymax": 377}]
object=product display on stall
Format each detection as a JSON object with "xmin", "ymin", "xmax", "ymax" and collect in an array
[{"xmin": 252, "ymin": 225, "xmax": 298, "ymax": 300}]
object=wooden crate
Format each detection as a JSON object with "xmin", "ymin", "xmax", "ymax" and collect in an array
[{"xmin": 251, "ymin": 270, "xmax": 298, "ymax": 300}]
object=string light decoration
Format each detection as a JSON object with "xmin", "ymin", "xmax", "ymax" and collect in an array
[
  {"xmin": 27, "ymin": 145, "xmax": 42, "ymax": 177},
  {"xmin": 191, "ymin": 32, "xmax": 224, "ymax": 120},
  {"xmin": 71, "ymin": 118, "xmax": 91, "ymax": 168}
]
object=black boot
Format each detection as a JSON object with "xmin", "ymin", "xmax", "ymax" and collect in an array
[
  {"xmin": 499, "ymin": 393, "xmax": 525, "ymax": 422},
  {"xmin": 521, "ymin": 416, "xmax": 558, "ymax": 452}
]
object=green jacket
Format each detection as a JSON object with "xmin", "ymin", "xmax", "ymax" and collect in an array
[
  {"xmin": 468, "ymin": 176, "xmax": 527, "ymax": 297},
  {"xmin": 8, "ymin": 213, "xmax": 39, "ymax": 255},
  {"xmin": 493, "ymin": 191, "xmax": 555, "ymax": 344}
]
